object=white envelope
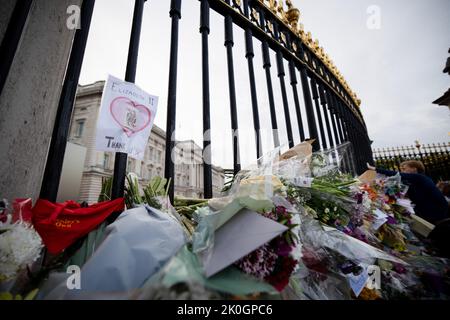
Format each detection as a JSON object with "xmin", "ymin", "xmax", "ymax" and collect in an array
[{"xmin": 202, "ymin": 209, "xmax": 288, "ymax": 278}]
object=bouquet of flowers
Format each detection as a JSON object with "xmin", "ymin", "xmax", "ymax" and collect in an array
[{"xmin": 234, "ymin": 204, "xmax": 302, "ymax": 291}]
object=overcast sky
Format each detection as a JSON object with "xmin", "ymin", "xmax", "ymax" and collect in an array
[{"xmin": 78, "ymin": 0, "xmax": 450, "ymax": 169}]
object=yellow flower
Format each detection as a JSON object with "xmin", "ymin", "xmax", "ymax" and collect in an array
[
  {"xmin": 238, "ymin": 175, "xmax": 284, "ymax": 198},
  {"xmin": 239, "ymin": 175, "xmax": 283, "ymax": 189},
  {"xmin": 0, "ymin": 292, "xmax": 22, "ymax": 300}
]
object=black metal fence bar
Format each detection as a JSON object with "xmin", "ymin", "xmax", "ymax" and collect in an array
[
  {"xmin": 261, "ymin": 40, "xmax": 281, "ymax": 148},
  {"xmin": 325, "ymin": 89, "xmax": 341, "ymax": 145},
  {"xmin": 331, "ymin": 93, "xmax": 346, "ymax": 146},
  {"xmin": 348, "ymin": 125, "xmax": 360, "ymax": 172},
  {"xmin": 364, "ymin": 124, "xmax": 374, "ymax": 164},
  {"xmin": 288, "ymin": 60, "xmax": 305, "ymax": 142},
  {"xmin": 333, "ymin": 95, "xmax": 350, "ymax": 151},
  {"xmin": 164, "ymin": 0, "xmax": 182, "ymax": 202},
  {"xmin": 39, "ymin": 0, "xmax": 95, "ymax": 201},
  {"xmin": 327, "ymin": 89, "xmax": 351, "ymax": 171},
  {"xmin": 355, "ymin": 124, "xmax": 368, "ymax": 171},
  {"xmin": 345, "ymin": 105, "xmax": 364, "ymax": 172},
  {"xmin": 276, "ymin": 49, "xmax": 294, "ymax": 148},
  {"xmin": 318, "ymin": 82, "xmax": 334, "ymax": 148},
  {"xmin": 336, "ymin": 96, "xmax": 355, "ymax": 172},
  {"xmin": 224, "ymin": 0, "xmax": 241, "ymax": 175},
  {"xmin": 338, "ymin": 102, "xmax": 350, "ymax": 147},
  {"xmin": 354, "ymin": 104, "xmax": 372, "ymax": 169},
  {"xmin": 321, "ymin": 84, "xmax": 339, "ymax": 147},
  {"xmin": 298, "ymin": 58, "xmax": 319, "ymax": 150},
  {"xmin": 274, "ymin": 22, "xmax": 294, "ymax": 148},
  {"xmin": 0, "ymin": 0, "xmax": 33, "ymax": 96},
  {"xmin": 243, "ymin": 0, "xmax": 262, "ymax": 159},
  {"xmin": 200, "ymin": 0, "xmax": 213, "ymax": 199},
  {"xmin": 111, "ymin": 0, "xmax": 147, "ymax": 201},
  {"xmin": 310, "ymin": 77, "xmax": 327, "ymax": 150}
]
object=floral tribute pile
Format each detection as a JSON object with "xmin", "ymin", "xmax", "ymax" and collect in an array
[{"xmin": 1, "ymin": 142, "xmax": 449, "ymax": 300}]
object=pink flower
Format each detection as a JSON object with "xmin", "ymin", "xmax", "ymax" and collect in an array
[{"xmin": 235, "ymin": 244, "xmax": 277, "ymax": 279}]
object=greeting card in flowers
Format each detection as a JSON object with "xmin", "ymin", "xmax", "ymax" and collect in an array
[
  {"xmin": 201, "ymin": 208, "xmax": 288, "ymax": 277},
  {"xmin": 95, "ymin": 75, "xmax": 158, "ymax": 160},
  {"xmin": 193, "ymin": 195, "xmax": 302, "ymax": 292}
]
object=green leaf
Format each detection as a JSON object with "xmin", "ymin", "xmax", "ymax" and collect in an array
[{"xmin": 24, "ymin": 289, "xmax": 39, "ymax": 300}]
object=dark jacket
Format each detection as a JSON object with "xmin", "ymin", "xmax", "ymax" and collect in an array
[{"xmin": 376, "ymin": 168, "xmax": 449, "ymax": 225}]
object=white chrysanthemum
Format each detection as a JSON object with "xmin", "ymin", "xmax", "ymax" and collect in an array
[
  {"xmin": 324, "ymin": 208, "xmax": 330, "ymax": 214},
  {"xmin": 291, "ymin": 214, "xmax": 301, "ymax": 237},
  {"xmin": 290, "ymin": 215, "xmax": 303, "ymax": 272},
  {"xmin": 362, "ymin": 192, "xmax": 372, "ymax": 210},
  {"xmin": 0, "ymin": 222, "xmax": 43, "ymax": 280},
  {"xmin": 291, "ymin": 245, "xmax": 303, "ymax": 262}
]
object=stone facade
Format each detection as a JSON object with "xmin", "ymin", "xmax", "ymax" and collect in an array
[{"xmin": 68, "ymin": 81, "xmax": 224, "ymax": 203}]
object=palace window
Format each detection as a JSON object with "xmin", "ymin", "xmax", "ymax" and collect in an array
[
  {"xmin": 127, "ymin": 159, "xmax": 134, "ymax": 173},
  {"xmin": 75, "ymin": 119, "xmax": 85, "ymax": 138},
  {"xmin": 103, "ymin": 153, "xmax": 110, "ymax": 169},
  {"xmin": 156, "ymin": 150, "xmax": 162, "ymax": 162}
]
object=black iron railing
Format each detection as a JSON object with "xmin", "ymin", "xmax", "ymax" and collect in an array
[
  {"xmin": 33, "ymin": 0, "xmax": 374, "ymax": 205},
  {"xmin": 373, "ymin": 142, "xmax": 450, "ymax": 182}
]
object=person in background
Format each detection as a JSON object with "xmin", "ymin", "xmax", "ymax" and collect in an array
[
  {"xmin": 367, "ymin": 160, "xmax": 449, "ymax": 225},
  {"xmin": 437, "ymin": 181, "xmax": 450, "ymax": 205}
]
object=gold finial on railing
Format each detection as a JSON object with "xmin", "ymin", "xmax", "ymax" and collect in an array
[
  {"xmin": 285, "ymin": 0, "xmax": 300, "ymax": 30},
  {"xmin": 415, "ymin": 140, "xmax": 421, "ymax": 150},
  {"xmin": 312, "ymin": 39, "xmax": 320, "ymax": 55},
  {"xmin": 305, "ymin": 31, "xmax": 313, "ymax": 47},
  {"xmin": 267, "ymin": 0, "xmax": 277, "ymax": 11},
  {"xmin": 266, "ymin": 19, "xmax": 274, "ymax": 34},
  {"xmin": 251, "ymin": 7, "xmax": 260, "ymax": 22},
  {"xmin": 276, "ymin": 0, "xmax": 287, "ymax": 22},
  {"xmin": 297, "ymin": 23, "xmax": 306, "ymax": 41},
  {"xmin": 318, "ymin": 46, "xmax": 325, "ymax": 60}
]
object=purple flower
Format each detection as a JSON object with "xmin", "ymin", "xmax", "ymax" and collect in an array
[
  {"xmin": 356, "ymin": 193, "xmax": 363, "ymax": 204},
  {"xmin": 274, "ymin": 238, "xmax": 293, "ymax": 257},
  {"xmin": 343, "ymin": 227, "xmax": 353, "ymax": 235},
  {"xmin": 275, "ymin": 206, "xmax": 287, "ymax": 217},
  {"xmin": 393, "ymin": 263, "xmax": 407, "ymax": 274},
  {"xmin": 387, "ymin": 215, "xmax": 398, "ymax": 225}
]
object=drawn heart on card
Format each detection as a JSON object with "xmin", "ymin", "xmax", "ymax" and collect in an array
[{"xmin": 109, "ymin": 97, "xmax": 152, "ymax": 137}]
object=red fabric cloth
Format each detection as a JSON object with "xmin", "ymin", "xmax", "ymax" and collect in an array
[{"xmin": 32, "ymin": 198, "xmax": 124, "ymax": 254}]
